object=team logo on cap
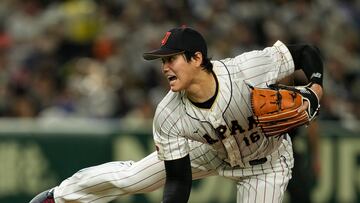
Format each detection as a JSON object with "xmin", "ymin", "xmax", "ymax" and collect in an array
[{"xmin": 161, "ymin": 32, "xmax": 171, "ymax": 45}]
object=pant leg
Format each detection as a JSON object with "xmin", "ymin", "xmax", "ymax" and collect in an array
[
  {"xmin": 53, "ymin": 152, "xmax": 163, "ymax": 203},
  {"xmin": 236, "ymin": 137, "xmax": 294, "ymax": 203},
  {"xmin": 54, "ymin": 150, "xmax": 215, "ymax": 203},
  {"xmin": 236, "ymin": 164, "xmax": 292, "ymax": 203}
]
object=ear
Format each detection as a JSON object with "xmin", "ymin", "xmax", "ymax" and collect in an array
[{"xmin": 192, "ymin": 52, "xmax": 203, "ymax": 67}]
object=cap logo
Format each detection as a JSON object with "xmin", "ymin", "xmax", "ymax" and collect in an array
[{"xmin": 161, "ymin": 32, "xmax": 171, "ymax": 45}]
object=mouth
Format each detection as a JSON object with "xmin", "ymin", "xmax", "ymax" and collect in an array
[{"xmin": 167, "ymin": 75, "xmax": 177, "ymax": 82}]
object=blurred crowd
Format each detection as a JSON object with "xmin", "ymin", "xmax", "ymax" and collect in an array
[{"xmin": 0, "ymin": 0, "xmax": 358, "ymax": 130}]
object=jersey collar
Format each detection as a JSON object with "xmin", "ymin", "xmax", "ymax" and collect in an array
[{"xmin": 182, "ymin": 60, "xmax": 232, "ymax": 125}]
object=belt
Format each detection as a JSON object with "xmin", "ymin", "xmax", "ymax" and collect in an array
[{"xmin": 249, "ymin": 157, "xmax": 267, "ymax": 166}]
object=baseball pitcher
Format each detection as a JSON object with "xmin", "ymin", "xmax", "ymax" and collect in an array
[{"xmin": 30, "ymin": 26, "xmax": 323, "ymax": 203}]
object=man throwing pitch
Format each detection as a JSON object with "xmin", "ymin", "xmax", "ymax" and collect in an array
[{"xmin": 30, "ymin": 26, "xmax": 323, "ymax": 203}]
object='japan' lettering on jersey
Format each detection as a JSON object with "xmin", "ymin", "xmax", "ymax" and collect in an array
[{"xmin": 153, "ymin": 41, "xmax": 294, "ymax": 167}]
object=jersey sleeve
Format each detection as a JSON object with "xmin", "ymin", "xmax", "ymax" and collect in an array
[
  {"xmin": 153, "ymin": 99, "xmax": 190, "ymax": 161},
  {"xmin": 232, "ymin": 40, "xmax": 295, "ymax": 87}
]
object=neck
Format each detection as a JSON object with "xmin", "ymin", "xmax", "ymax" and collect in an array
[{"xmin": 186, "ymin": 71, "xmax": 217, "ymax": 103}]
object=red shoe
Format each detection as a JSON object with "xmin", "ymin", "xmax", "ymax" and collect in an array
[
  {"xmin": 43, "ymin": 189, "xmax": 55, "ymax": 203},
  {"xmin": 43, "ymin": 196, "xmax": 55, "ymax": 203},
  {"xmin": 29, "ymin": 189, "xmax": 55, "ymax": 203}
]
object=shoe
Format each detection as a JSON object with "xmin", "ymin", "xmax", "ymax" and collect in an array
[{"xmin": 29, "ymin": 189, "xmax": 55, "ymax": 203}]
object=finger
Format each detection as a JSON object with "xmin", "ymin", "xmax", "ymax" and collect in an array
[{"xmin": 297, "ymin": 101, "xmax": 309, "ymax": 113}]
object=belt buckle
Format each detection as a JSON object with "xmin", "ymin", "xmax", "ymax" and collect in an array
[{"xmin": 249, "ymin": 157, "xmax": 267, "ymax": 166}]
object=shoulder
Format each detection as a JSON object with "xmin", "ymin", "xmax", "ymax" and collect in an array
[
  {"xmin": 212, "ymin": 60, "xmax": 232, "ymax": 75},
  {"xmin": 156, "ymin": 90, "xmax": 182, "ymax": 112},
  {"xmin": 225, "ymin": 40, "xmax": 293, "ymax": 68},
  {"xmin": 213, "ymin": 40, "xmax": 295, "ymax": 86},
  {"xmin": 153, "ymin": 91, "xmax": 183, "ymax": 137},
  {"xmin": 153, "ymin": 91, "xmax": 183, "ymax": 126}
]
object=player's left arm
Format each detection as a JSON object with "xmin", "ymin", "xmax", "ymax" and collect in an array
[
  {"xmin": 287, "ymin": 44, "xmax": 324, "ymax": 111},
  {"xmin": 162, "ymin": 154, "xmax": 192, "ymax": 203}
]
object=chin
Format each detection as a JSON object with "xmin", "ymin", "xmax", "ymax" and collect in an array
[
  {"xmin": 170, "ymin": 87, "xmax": 180, "ymax": 92},
  {"xmin": 170, "ymin": 85, "xmax": 182, "ymax": 92}
]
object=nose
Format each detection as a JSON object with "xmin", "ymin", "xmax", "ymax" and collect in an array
[{"xmin": 162, "ymin": 62, "xmax": 169, "ymax": 73}]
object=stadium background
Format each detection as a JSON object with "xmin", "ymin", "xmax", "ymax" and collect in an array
[{"xmin": 0, "ymin": 0, "xmax": 358, "ymax": 203}]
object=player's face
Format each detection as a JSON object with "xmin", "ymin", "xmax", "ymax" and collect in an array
[{"xmin": 161, "ymin": 54, "xmax": 196, "ymax": 92}]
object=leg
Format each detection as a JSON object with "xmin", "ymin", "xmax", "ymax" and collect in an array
[
  {"xmin": 53, "ymin": 152, "xmax": 163, "ymax": 203},
  {"xmin": 53, "ymin": 151, "xmax": 214, "ymax": 203},
  {"xmin": 236, "ymin": 169, "xmax": 292, "ymax": 203},
  {"xmin": 236, "ymin": 137, "xmax": 294, "ymax": 203}
]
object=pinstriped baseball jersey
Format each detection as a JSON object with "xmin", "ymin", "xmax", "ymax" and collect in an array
[{"xmin": 153, "ymin": 40, "xmax": 294, "ymax": 167}]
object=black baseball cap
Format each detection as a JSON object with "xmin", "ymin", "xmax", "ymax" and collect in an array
[{"xmin": 143, "ymin": 26, "xmax": 207, "ymax": 60}]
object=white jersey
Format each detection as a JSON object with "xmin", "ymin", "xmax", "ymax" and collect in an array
[{"xmin": 153, "ymin": 40, "xmax": 294, "ymax": 167}]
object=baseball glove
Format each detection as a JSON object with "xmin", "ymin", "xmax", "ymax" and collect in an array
[{"xmin": 250, "ymin": 83, "xmax": 320, "ymax": 137}]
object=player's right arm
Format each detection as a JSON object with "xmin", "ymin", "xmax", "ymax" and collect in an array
[
  {"xmin": 162, "ymin": 155, "xmax": 192, "ymax": 203},
  {"xmin": 152, "ymin": 92, "xmax": 192, "ymax": 203}
]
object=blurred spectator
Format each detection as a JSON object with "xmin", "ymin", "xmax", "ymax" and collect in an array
[{"xmin": 0, "ymin": 0, "xmax": 357, "ymax": 132}]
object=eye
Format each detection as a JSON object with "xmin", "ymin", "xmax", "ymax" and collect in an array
[{"xmin": 162, "ymin": 56, "xmax": 175, "ymax": 64}]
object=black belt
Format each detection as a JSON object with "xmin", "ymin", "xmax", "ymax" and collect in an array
[{"xmin": 249, "ymin": 157, "xmax": 267, "ymax": 166}]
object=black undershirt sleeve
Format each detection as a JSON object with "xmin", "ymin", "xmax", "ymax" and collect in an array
[
  {"xmin": 287, "ymin": 44, "xmax": 324, "ymax": 86},
  {"xmin": 162, "ymin": 154, "xmax": 192, "ymax": 203}
]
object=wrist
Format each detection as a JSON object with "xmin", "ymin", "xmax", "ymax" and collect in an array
[{"xmin": 309, "ymin": 83, "xmax": 323, "ymax": 100}]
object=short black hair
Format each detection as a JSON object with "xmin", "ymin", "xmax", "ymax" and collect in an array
[{"xmin": 184, "ymin": 51, "xmax": 213, "ymax": 73}]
